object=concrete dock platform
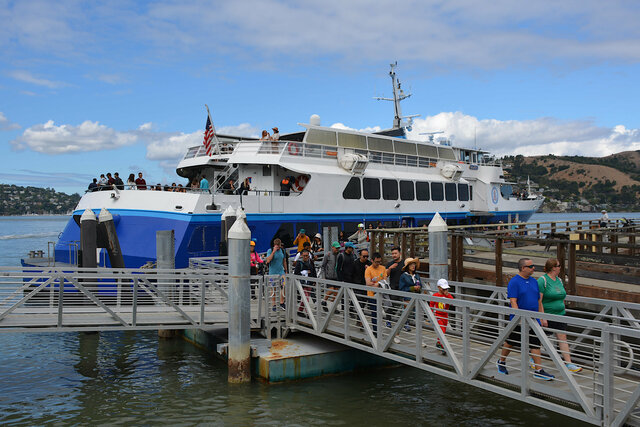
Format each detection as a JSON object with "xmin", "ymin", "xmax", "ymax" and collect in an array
[{"xmin": 182, "ymin": 328, "xmax": 392, "ymax": 382}]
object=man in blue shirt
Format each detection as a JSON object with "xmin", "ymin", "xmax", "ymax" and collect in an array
[
  {"xmin": 200, "ymin": 175, "xmax": 209, "ymax": 190},
  {"xmin": 496, "ymin": 258, "xmax": 554, "ymax": 381},
  {"xmin": 265, "ymin": 238, "xmax": 287, "ymax": 311}
]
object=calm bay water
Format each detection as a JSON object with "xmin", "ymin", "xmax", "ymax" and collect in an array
[{"xmin": 2, "ymin": 213, "xmax": 637, "ymax": 425}]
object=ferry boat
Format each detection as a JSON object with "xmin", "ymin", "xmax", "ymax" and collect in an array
[{"xmin": 37, "ymin": 64, "xmax": 543, "ymax": 268}]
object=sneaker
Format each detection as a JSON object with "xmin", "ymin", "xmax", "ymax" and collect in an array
[
  {"xmin": 421, "ymin": 341, "xmax": 428, "ymax": 348},
  {"xmin": 393, "ymin": 336, "xmax": 401, "ymax": 344},
  {"xmin": 565, "ymin": 363, "xmax": 582, "ymax": 373},
  {"xmin": 385, "ymin": 321, "xmax": 392, "ymax": 328},
  {"xmin": 529, "ymin": 357, "xmax": 535, "ymax": 370},
  {"xmin": 497, "ymin": 360, "xmax": 508, "ymax": 375},
  {"xmin": 533, "ymin": 369, "xmax": 555, "ymax": 381},
  {"xmin": 279, "ymin": 303, "xmax": 286, "ymax": 311},
  {"xmin": 403, "ymin": 323, "xmax": 411, "ymax": 332},
  {"xmin": 436, "ymin": 342, "xmax": 445, "ymax": 354},
  {"xmin": 272, "ymin": 306, "xmax": 277, "ymax": 312}
]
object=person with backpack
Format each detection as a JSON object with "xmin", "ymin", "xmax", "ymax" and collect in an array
[
  {"xmin": 337, "ymin": 242, "xmax": 358, "ymax": 283},
  {"xmin": 320, "ymin": 241, "xmax": 341, "ymax": 311},
  {"xmin": 538, "ymin": 258, "xmax": 582, "ymax": 373}
]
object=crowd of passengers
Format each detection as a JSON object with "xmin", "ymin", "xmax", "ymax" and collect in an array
[{"xmin": 250, "ymin": 225, "xmax": 582, "ymax": 381}]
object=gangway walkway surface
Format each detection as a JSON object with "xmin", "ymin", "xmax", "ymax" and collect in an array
[{"xmin": 2, "ymin": 265, "xmax": 640, "ymax": 426}]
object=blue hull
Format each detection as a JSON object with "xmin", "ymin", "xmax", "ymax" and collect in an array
[{"xmin": 51, "ymin": 209, "xmax": 536, "ymax": 268}]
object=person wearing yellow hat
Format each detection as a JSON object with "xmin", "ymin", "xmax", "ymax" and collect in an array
[{"xmin": 249, "ymin": 240, "xmax": 264, "ymax": 275}]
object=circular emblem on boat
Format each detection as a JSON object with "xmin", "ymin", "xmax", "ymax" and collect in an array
[
  {"xmin": 491, "ymin": 186, "xmax": 499, "ymax": 204},
  {"xmin": 288, "ymin": 143, "xmax": 301, "ymax": 156}
]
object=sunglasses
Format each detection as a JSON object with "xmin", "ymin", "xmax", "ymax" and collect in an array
[
  {"xmin": 523, "ymin": 265, "xmax": 535, "ymax": 269},
  {"xmin": 361, "ymin": 255, "xmax": 369, "ymax": 258}
]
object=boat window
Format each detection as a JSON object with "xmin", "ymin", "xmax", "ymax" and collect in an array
[
  {"xmin": 431, "ymin": 182, "xmax": 444, "ymax": 201},
  {"xmin": 363, "ymin": 178, "xmax": 381, "ymax": 200},
  {"xmin": 338, "ymin": 132, "xmax": 367, "ymax": 149},
  {"xmin": 342, "ymin": 177, "xmax": 362, "ymax": 200},
  {"xmin": 417, "ymin": 144, "xmax": 438, "ymax": 158},
  {"xmin": 306, "ymin": 129, "xmax": 337, "ymax": 146},
  {"xmin": 399, "ymin": 180, "xmax": 414, "ymax": 200},
  {"xmin": 262, "ymin": 165, "xmax": 271, "ymax": 176},
  {"xmin": 500, "ymin": 184, "xmax": 513, "ymax": 199},
  {"xmin": 407, "ymin": 156, "xmax": 418, "ymax": 167},
  {"xmin": 438, "ymin": 147, "xmax": 456, "ymax": 160},
  {"xmin": 394, "ymin": 140, "xmax": 417, "ymax": 155},
  {"xmin": 395, "ymin": 154, "xmax": 407, "ymax": 166},
  {"xmin": 416, "ymin": 181, "xmax": 430, "ymax": 201},
  {"xmin": 273, "ymin": 222, "xmax": 294, "ymax": 248},
  {"xmin": 367, "ymin": 137, "xmax": 394, "ymax": 153},
  {"xmin": 458, "ymin": 183, "xmax": 469, "ymax": 201},
  {"xmin": 445, "ymin": 183, "xmax": 457, "ymax": 201},
  {"xmin": 382, "ymin": 179, "xmax": 398, "ymax": 200},
  {"xmin": 470, "ymin": 185, "xmax": 473, "ymax": 201},
  {"xmin": 343, "ymin": 222, "xmax": 360, "ymax": 236}
]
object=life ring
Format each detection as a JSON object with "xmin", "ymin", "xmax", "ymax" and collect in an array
[
  {"xmin": 293, "ymin": 175, "xmax": 309, "ymax": 192},
  {"xmin": 288, "ymin": 143, "xmax": 301, "ymax": 156}
]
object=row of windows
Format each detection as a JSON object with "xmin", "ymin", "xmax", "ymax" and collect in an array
[{"xmin": 342, "ymin": 177, "xmax": 471, "ymax": 202}]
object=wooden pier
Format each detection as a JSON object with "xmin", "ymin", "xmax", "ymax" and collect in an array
[{"xmin": 369, "ymin": 218, "xmax": 640, "ymax": 302}]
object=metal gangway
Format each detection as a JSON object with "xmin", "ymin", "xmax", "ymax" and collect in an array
[
  {"xmin": 279, "ymin": 275, "xmax": 640, "ymax": 427},
  {"xmin": 0, "ymin": 266, "xmax": 279, "ymax": 333},
  {"xmin": 2, "ymin": 264, "xmax": 640, "ymax": 425}
]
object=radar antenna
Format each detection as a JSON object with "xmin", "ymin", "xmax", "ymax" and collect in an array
[{"xmin": 374, "ymin": 62, "xmax": 420, "ymax": 129}]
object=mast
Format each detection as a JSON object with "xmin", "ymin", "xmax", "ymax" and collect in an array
[{"xmin": 375, "ymin": 62, "xmax": 418, "ymax": 129}]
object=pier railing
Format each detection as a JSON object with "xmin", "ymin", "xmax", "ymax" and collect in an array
[{"xmin": 283, "ymin": 274, "xmax": 640, "ymax": 426}]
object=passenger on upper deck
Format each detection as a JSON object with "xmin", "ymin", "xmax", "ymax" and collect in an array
[
  {"xmin": 88, "ymin": 178, "xmax": 98, "ymax": 192},
  {"xmin": 98, "ymin": 174, "xmax": 108, "ymax": 189},
  {"xmin": 271, "ymin": 127, "xmax": 280, "ymax": 141},
  {"xmin": 239, "ymin": 177, "xmax": 251, "ymax": 195},
  {"xmin": 114, "ymin": 172, "xmax": 124, "ymax": 190},
  {"xmin": 127, "ymin": 174, "xmax": 135, "ymax": 189},
  {"xmin": 135, "ymin": 172, "xmax": 147, "ymax": 190},
  {"xmin": 224, "ymin": 179, "xmax": 236, "ymax": 195},
  {"xmin": 260, "ymin": 130, "xmax": 270, "ymax": 141}
]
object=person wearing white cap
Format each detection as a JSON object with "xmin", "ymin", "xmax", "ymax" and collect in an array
[
  {"xmin": 599, "ymin": 209, "xmax": 609, "ymax": 228},
  {"xmin": 311, "ymin": 233, "xmax": 323, "ymax": 258},
  {"xmin": 348, "ymin": 223, "xmax": 369, "ymax": 245},
  {"xmin": 429, "ymin": 279, "xmax": 454, "ymax": 352}
]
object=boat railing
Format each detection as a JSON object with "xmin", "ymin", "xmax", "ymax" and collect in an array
[
  {"xmin": 183, "ymin": 142, "xmax": 237, "ymax": 159},
  {"xmin": 84, "ymin": 184, "xmax": 212, "ymax": 194}
]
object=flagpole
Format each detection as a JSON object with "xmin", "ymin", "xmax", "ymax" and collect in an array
[{"xmin": 205, "ymin": 104, "xmax": 221, "ymax": 155}]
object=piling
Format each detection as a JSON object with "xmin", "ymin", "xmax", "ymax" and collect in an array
[
  {"xmin": 98, "ymin": 208, "xmax": 125, "ymax": 268},
  {"xmin": 157, "ymin": 230, "xmax": 177, "ymax": 338},
  {"xmin": 80, "ymin": 209, "xmax": 97, "ymax": 268},
  {"xmin": 220, "ymin": 205, "xmax": 235, "ymax": 257},
  {"xmin": 428, "ymin": 212, "xmax": 448, "ymax": 291},
  {"xmin": 227, "ymin": 211, "xmax": 251, "ymax": 383}
]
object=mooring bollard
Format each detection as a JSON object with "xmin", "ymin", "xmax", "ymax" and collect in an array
[
  {"xmin": 227, "ymin": 211, "xmax": 251, "ymax": 383},
  {"xmin": 80, "ymin": 209, "xmax": 97, "ymax": 268},
  {"xmin": 98, "ymin": 208, "xmax": 125, "ymax": 268},
  {"xmin": 157, "ymin": 230, "xmax": 177, "ymax": 339},
  {"xmin": 428, "ymin": 212, "xmax": 448, "ymax": 292}
]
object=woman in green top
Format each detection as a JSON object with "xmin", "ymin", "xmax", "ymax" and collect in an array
[{"xmin": 538, "ymin": 258, "xmax": 582, "ymax": 373}]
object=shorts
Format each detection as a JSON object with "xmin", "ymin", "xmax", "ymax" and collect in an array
[
  {"xmin": 506, "ymin": 325, "xmax": 540, "ymax": 349},
  {"xmin": 546, "ymin": 320, "xmax": 567, "ymax": 333}
]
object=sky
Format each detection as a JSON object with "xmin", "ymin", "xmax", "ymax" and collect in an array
[{"xmin": 1, "ymin": 0, "xmax": 640, "ymax": 194}]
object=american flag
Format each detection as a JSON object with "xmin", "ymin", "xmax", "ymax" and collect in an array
[{"xmin": 203, "ymin": 115, "xmax": 215, "ymax": 156}]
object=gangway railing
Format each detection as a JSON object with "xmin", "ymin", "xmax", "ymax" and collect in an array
[
  {"xmin": 282, "ymin": 275, "xmax": 640, "ymax": 426},
  {"xmin": 0, "ymin": 266, "xmax": 267, "ymax": 333}
]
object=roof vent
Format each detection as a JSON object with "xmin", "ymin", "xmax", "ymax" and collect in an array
[{"xmin": 310, "ymin": 114, "xmax": 321, "ymax": 126}]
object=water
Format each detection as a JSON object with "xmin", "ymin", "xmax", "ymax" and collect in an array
[{"xmin": 2, "ymin": 214, "xmax": 635, "ymax": 425}]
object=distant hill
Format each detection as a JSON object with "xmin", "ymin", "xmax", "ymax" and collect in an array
[
  {"xmin": 0, "ymin": 184, "xmax": 81, "ymax": 216},
  {"xmin": 503, "ymin": 151, "xmax": 640, "ymax": 211}
]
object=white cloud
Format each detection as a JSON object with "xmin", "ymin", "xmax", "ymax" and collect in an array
[
  {"xmin": 11, "ymin": 120, "xmax": 138, "ymax": 154},
  {"xmin": 0, "ymin": 112, "xmax": 20, "ymax": 131},
  {"xmin": 8, "ymin": 70, "xmax": 68, "ymax": 88},
  {"xmin": 407, "ymin": 112, "xmax": 640, "ymax": 157},
  {"xmin": 331, "ymin": 123, "xmax": 382, "ymax": 133},
  {"xmin": 145, "ymin": 123, "xmax": 258, "ymax": 161},
  {"xmin": 2, "ymin": 1, "xmax": 640, "ymax": 69}
]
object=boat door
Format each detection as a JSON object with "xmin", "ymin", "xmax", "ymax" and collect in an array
[{"xmin": 400, "ymin": 216, "xmax": 415, "ymax": 228}]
